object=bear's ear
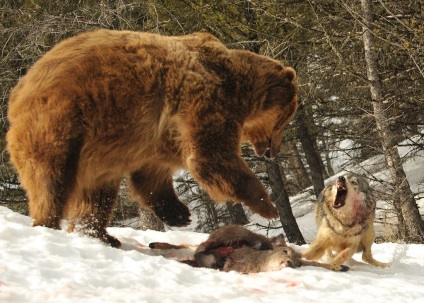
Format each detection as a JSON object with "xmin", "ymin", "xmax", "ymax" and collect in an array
[{"xmin": 281, "ymin": 67, "xmax": 296, "ymax": 82}]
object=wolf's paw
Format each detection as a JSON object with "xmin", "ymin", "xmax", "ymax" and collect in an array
[
  {"xmin": 369, "ymin": 260, "xmax": 391, "ymax": 268},
  {"xmin": 333, "ymin": 264, "xmax": 350, "ymax": 272},
  {"xmin": 363, "ymin": 254, "xmax": 391, "ymax": 268},
  {"xmin": 378, "ymin": 262, "xmax": 391, "ymax": 268}
]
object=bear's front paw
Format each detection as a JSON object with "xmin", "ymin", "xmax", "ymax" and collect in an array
[
  {"xmin": 152, "ymin": 200, "xmax": 192, "ymax": 227},
  {"xmin": 240, "ymin": 196, "xmax": 279, "ymax": 220},
  {"xmin": 257, "ymin": 203, "xmax": 279, "ymax": 220},
  {"xmin": 235, "ymin": 176, "xmax": 279, "ymax": 220}
]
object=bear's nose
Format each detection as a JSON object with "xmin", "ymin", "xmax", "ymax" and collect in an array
[{"xmin": 264, "ymin": 139, "xmax": 272, "ymax": 159}]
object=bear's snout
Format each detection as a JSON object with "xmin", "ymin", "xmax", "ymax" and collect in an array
[
  {"xmin": 264, "ymin": 139, "xmax": 272, "ymax": 158},
  {"xmin": 252, "ymin": 140, "xmax": 270, "ymax": 157}
]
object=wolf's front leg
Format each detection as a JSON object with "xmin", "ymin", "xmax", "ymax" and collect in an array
[
  {"xmin": 302, "ymin": 240, "xmax": 326, "ymax": 261},
  {"xmin": 331, "ymin": 246, "xmax": 357, "ymax": 271}
]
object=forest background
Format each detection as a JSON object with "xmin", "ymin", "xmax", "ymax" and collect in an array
[{"xmin": 1, "ymin": 0, "xmax": 423, "ymax": 243}]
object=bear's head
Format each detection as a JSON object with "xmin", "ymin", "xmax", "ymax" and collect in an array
[{"xmin": 241, "ymin": 66, "xmax": 298, "ymax": 159}]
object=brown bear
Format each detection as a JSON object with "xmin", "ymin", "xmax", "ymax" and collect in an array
[{"xmin": 7, "ymin": 30, "xmax": 298, "ymax": 247}]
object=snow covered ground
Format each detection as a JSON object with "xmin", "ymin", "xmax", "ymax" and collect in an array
[
  {"xmin": 1, "ymin": 204, "xmax": 423, "ymax": 302},
  {"xmin": 1, "ymin": 141, "xmax": 423, "ymax": 302}
]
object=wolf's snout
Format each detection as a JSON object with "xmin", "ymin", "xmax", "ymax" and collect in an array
[{"xmin": 337, "ymin": 176, "xmax": 346, "ymax": 188}]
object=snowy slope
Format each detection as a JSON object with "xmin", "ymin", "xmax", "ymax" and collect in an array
[
  {"xmin": 1, "ymin": 139, "xmax": 423, "ymax": 302},
  {"xmin": 1, "ymin": 206, "xmax": 423, "ymax": 303}
]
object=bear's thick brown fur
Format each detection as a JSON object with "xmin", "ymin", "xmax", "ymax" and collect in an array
[{"xmin": 7, "ymin": 30, "xmax": 298, "ymax": 247}]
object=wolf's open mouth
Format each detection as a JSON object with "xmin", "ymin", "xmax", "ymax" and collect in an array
[{"xmin": 334, "ymin": 177, "xmax": 347, "ymax": 208}]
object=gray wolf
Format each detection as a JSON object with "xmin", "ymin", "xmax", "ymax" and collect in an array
[
  {"xmin": 302, "ymin": 173, "xmax": 389, "ymax": 271},
  {"xmin": 150, "ymin": 225, "xmax": 334, "ymax": 273}
]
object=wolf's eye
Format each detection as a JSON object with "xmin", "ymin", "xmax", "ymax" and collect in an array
[{"xmin": 351, "ymin": 181, "xmax": 358, "ymax": 185}]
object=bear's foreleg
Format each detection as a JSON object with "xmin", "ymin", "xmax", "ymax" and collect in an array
[
  {"xmin": 183, "ymin": 117, "xmax": 278, "ymax": 219},
  {"xmin": 129, "ymin": 167, "xmax": 191, "ymax": 227},
  {"xmin": 188, "ymin": 156, "xmax": 278, "ymax": 219}
]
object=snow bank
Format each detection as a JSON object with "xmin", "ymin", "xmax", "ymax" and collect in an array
[{"xmin": 1, "ymin": 206, "xmax": 423, "ymax": 303}]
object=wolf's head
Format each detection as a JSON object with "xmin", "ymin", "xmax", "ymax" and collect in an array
[
  {"xmin": 262, "ymin": 247, "xmax": 302, "ymax": 271},
  {"xmin": 329, "ymin": 173, "xmax": 375, "ymax": 222}
]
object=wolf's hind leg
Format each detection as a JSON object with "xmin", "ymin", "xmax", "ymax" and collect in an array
[
  {"xmin": 360, "ymin": 226, "xmax": 390, "ymax": 268},
  {"xmin": 362, "ymin": 250, "xmax": 390, "ymax": 268}
]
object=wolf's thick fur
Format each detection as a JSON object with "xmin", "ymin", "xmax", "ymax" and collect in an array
[
  {"xmin": 6, "ymin": 30, "xmax": 298, "ymax": 246},
  {"xmin": 222, "ymin": 246, "xmax": 302, "ymax": 273},
  {"xmin": 194, "ymin": 225, "xmax": 277, "ymax": 270},
  {"xmin": 302, "ymin": 173, "xmax": 389, "ymax": 271},
  {"xmin": 151, "ymin": 225, "xmax": 335, "ymax": 273}
]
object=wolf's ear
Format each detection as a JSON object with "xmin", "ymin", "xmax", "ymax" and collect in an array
[
  {"xmin": 270, "ymin": 234, "xmax": 287, "ymax": 248},
  {"xmin": 366, "ymin": 190, "xmax": 377, "ymax": 208}
]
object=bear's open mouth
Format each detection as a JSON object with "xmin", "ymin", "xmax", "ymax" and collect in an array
[{"xmin": 334, "ymin": 177, "xmax": 347, "ymax": 208}]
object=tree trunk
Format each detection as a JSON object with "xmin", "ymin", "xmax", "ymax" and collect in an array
[
  {"xmin": 296, "ymin": 102, "xmax": 325, "ymax": 198},
  {"xmin": 287, "ymin": 139, "xmax": 313, "ymax": 190},
  {"xmin": 322, "ymin": 137, "xmax": 335, "ymax": 176},
  {"xmin": 139, "ymin": 209, "xmax": 165, "ymax": 231},
  {"xmin": 226, "ymin": 202, "xmax": 249, "ymax": 225},
  {"xmin": 361, "ymin": 0, "xmax": 424, "ymax": 243},
  {"xmin": 205, "ymin": 197, "xmax": 219, "ymax": 232},
  {"xmin": 313, "ymin": 139, "xmax": 330, "ymax": 179},
  {"xmin": 265, "ymin": 158, "xmax": 305, "ymax": 245}
]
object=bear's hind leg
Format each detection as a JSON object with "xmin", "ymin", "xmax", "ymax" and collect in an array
[
  {"xmin": 74, "ymin": 180, "xmax": 121, "ymax": 247},
  {"xmin": 28, "ymin": 174, "xmax": 72, "ymax": 230},
  {"xmin": 9, "ymin": 136, "xmax": 81, "ymax": 230},
  {"xmin": 129, "ymin": 166, "xmax": 191, "ymax": 227},
  {"xmin": 7, "ymin": 98, "xmax": 83, "ymax": 230}
]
